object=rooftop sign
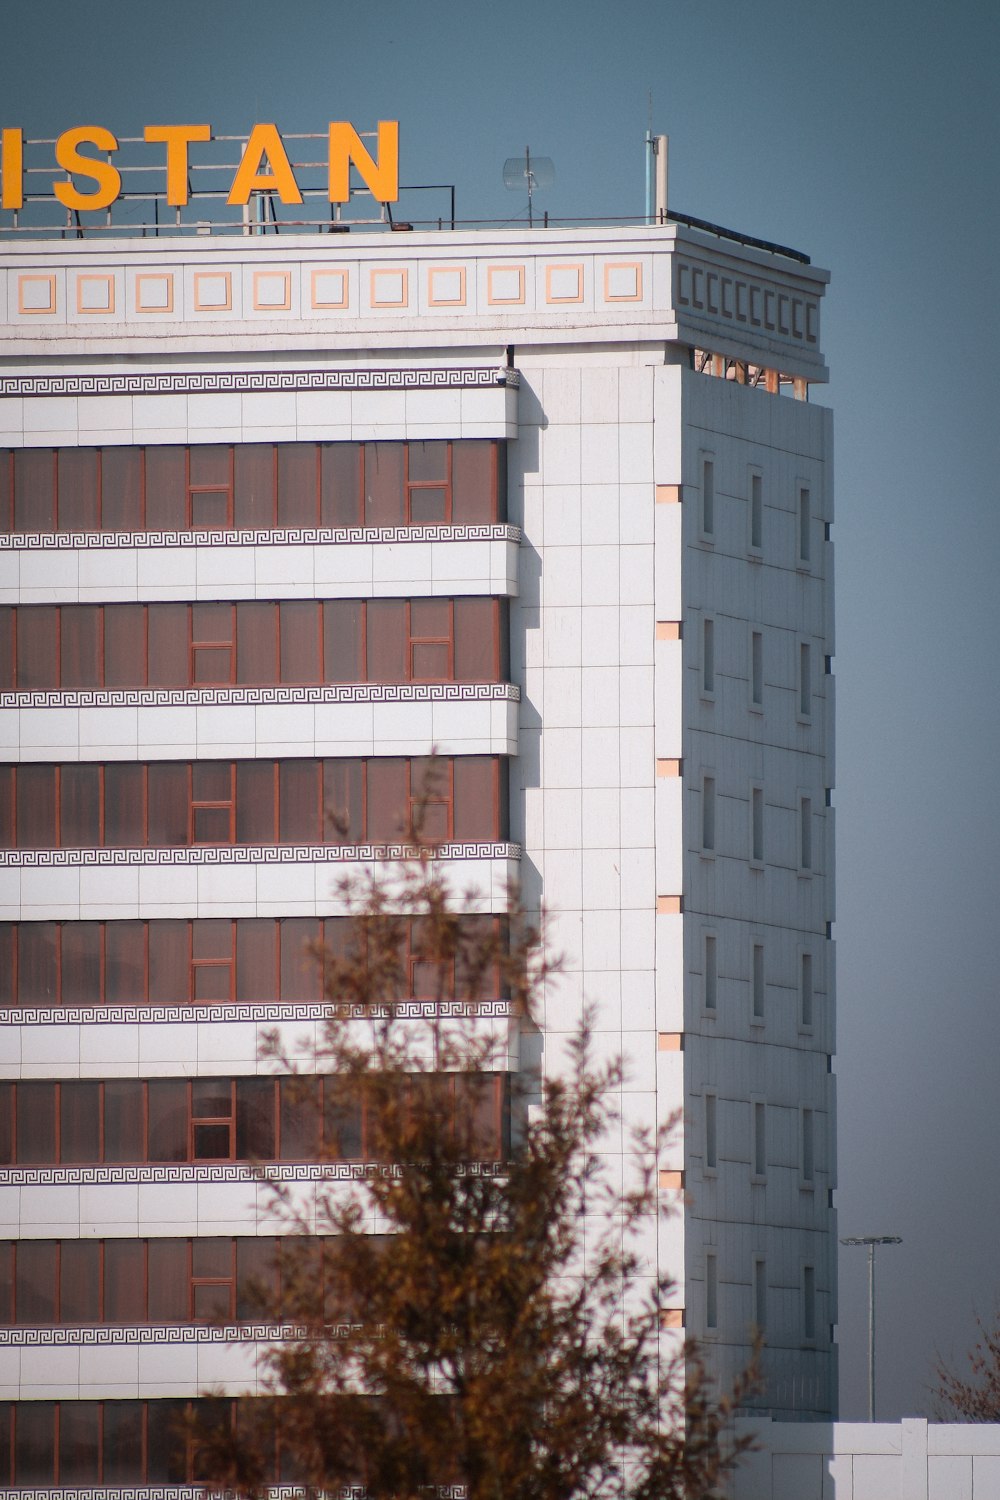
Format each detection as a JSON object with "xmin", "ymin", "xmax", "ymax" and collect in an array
[{"xmin": 0, "ymin": 122, "xmax": 399, "ymax": 211}]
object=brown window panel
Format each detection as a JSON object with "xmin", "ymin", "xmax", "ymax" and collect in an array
[
  {"xmin": 0, "ymin": 597, "xmax": 506, "ymax": 692},
  {"xmin": 0, "ymin": 755, "xmax": 503, "ymax": 851},
  {"xmin": 0, "ymin": 1235, "xmax": 387, "ymax": 1328},
  {"xmin": 0, "ymin": 1073, "xmax": 509, "ymax": 1168},
  {"xmin": 0, "ymin": 440, "xmax": 505, "ymax": 534},
  {"xmin": 0, "ymin": 915, "xmax": 507, "ymax": 1009}
]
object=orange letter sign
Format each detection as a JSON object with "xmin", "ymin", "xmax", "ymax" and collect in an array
[
  {"xmin": 328, "ymin": 120, "xmax": 398, "ymax": 204},
  {"xmin": 1, "ymin": 129, "xmax": 23, "ymax": 210},
  {"xmin": 227, "ymin": 124, "xmax": 303, "ymax": 206},
  {"xmin": 53, "ymin": 126, "xmax": 121, "ymax": 210},
  {"xmin": 144, "ymin": 124, "xmax": 211, "ymax": 206}
]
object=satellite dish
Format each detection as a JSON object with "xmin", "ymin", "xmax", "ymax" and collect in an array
[{"xmin": 503, "ymin": 148, "xmax": 555, "ymax": 227}]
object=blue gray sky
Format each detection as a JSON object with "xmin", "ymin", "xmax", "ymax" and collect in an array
[{"xmin": 5, "ymin": 0, "xmax": 999, "ymax": 1421}]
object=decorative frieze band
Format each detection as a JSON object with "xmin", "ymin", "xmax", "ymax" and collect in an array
[
  {"xmin": 0, "ymin": 1489, "xmax": 466, "ymax": 1500},
  {"xmin": 0, "ymin": 840, "xmax": 520, "ymax": 868},
  {"xmin": 0, "ymin": 521, "xmax": 521, "ymax": 551},
  {"xmin": 0, "ymin": 998, "xmax": 513, "ymax": 1027},
  {"xmin": 0, "ymin": 1322, "xmax": 306, "ymax": 1347},
  {"xmin": 0, "ymin": 365, "xmax": 520, "ymax": 398},
  {"xmin": 0, "ymin": 1490, "xmax": 377, "ymax": 1500},
  {"xmin": 0, "ymin": 1160, "xmax": 504, "ymax": 1187},
  {"xmin": 0, "ymin": 681, "xmax": 520, "ymax": 711}
]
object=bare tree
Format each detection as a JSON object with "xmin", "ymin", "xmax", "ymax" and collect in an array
[
  {"xmin": 935, "ymin": 1311, "xmax": 1000, "ymax": 1421},
  {"xmin": 195, "ymin": 840, "xmax": 754, "ymax": 1499}
]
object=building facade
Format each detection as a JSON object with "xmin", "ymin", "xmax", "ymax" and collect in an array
[{"xmin": 0, "ymin": 209, "xmax": 835, "ymax": 1488}]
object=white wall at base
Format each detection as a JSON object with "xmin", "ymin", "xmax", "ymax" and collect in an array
[{"xmin": 733, "ymin": 1418, "xmax": 1000, "ymax": 1500}]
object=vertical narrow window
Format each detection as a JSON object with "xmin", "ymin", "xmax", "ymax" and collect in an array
[
  {"xmin": 104, "ymin": 604, "xmax": 146, "ymax": 687},
  {"xmin": 750, "ymin": 471, "xmax": 763, "ymax": 552},
  {"xmin": 751, "ymin": 630, "xmax": 763, "ymax": 708},
  {"xmin": 409, "ymin": 598, "xmax": 451, "ymax": 681},
  {"xmin": 190, "ymin": 763, "xmax": 235, "ymax": 845},
  {"xmin": 406, "ymin": 441, "xmax": 448, "ymax": 524},
  {"xmin": 803, "ymin": 1264, "xmax": 816, "ymax": 1341},
  {"xmin": 191, "ymin": 604, "xmax": 234, "ymax": 685},
  {"xmin": 752, "ymin": 942, "xmax": 765, "ymax": 1021},
  {"xmin": 703, "ymin": 933, "xmax": 717, "ymax": 1012},
  {"xmin": 452, "ymin": 440, "xmax": 498, "ymax": 525},
  {"xmin": 100, "ymin": 447, "xmax": 143, "ymax": 532},
  {"xmin": 191, "ymin": 920, "xmax": 234, "ymax": 1004},
  {"xmin": 701, "ymin": 775, "xmax": 716, "ymax": 853},
  {"xmin": 753, "ymin": 1257, "xmax": 767, "ymax": 1334},
  {"xmin": 320, "ymin": 442, "xmax": 362, "ymax": 527},
  {"xmin": 188, "ymin": 446, "xmax": 232, "ymax": 530},
  {"xmin": 276, "ymin": 444, "xmax": 318, "ymax": 528},
  {"xmin": 701, "ymin": 458, "xmax": 715, "ymax": 538},
  {"xmin": 798, "ymin": 486, "xmax": 811, "ymax": 564},
  {"xmin": 454, "ymin": 598, "xmax": 498, "ymax": 682},
  {"xmin": 752, "ymin": 1100, "xmax": 766, "ymax": 1179},
  {"xmin": 144, "ymin": 446, "xmax": 186, "ymax": 531},
  {"xmin": 57, "ymin": 450, "xmax": 100, "ymax": 533},
  {"xmin": 702, "ymin": 617, "xmax": 715, "ymax": 695},
  {"xmin": 799, "ymin": 642, "xmax": 812, "ymax": 718},
  {"xmin": 802, "ymin": 1108, "xmax": 815, "ymax": 1185},
  {"xmin": 103, "ymin": 916, "xmax": 146, "ymax": 999},
  {"xmin": 800, "ymin": 796, "xmax": 813, "ymax": 871},
  {"xmin": 704, "ymin": 1092, "xmax": 717, "ymax": 1172},
  {"xmin": 13, "ymin": 449, "xmax": 56, "ymax": 532},
  {"xmin": 279, "ymin": 601, "xmax": 321, "ymax": 684},
  {"xmin": 705, "ymin": 1251, "xmax": 718, "ymax": 1330},
  {"xmin": 365, "ymin": 443, "xmax": 405, "ymax": 527},
  {"xmin": 60, "ymin": 606, "xmax": 102, "ymax": 689},
  {"xmin": 800, "ymin": 951, "xmax": 814, "ymax": 1029},
  {"xmin": 234, "ymin": 444, "xmax": 276, "ymax": 529},
  {"xmin": 751, "ymin": 785, "xmax": 764, "ymax": 864}
]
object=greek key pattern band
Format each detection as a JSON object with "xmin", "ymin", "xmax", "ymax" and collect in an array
[
  {"xmin": 0, "ymin": 1490, "xmax": 381, "ymax": 1500},
  {"xmin": 0, "ymin": 1161, "xmax": 504, "ymax": 1188},
  {"xmin": 0, "ymin": 1323, "xmax": 308, "ymax": 1348},
  {"xmin": 0, "ymin": 1489, "xmax": 466, "ymax": 1500},
  {"xmin": 0, "ymin": 682, "xmax": 520, "ymax": 711},
  {"xmin": 0, "ymin": 841, "xmax": 520, "ymax": 868},
  {"xmin": 0, "ymin": 366, "xmax": 520, "ymax": 398},
  {"xmin": 1, "ymin": 999, "xmax": 513, "ymax": 1027},
  {"xmin": 0, "ymin": 522, "xmax": 521, "ymax": 551}
]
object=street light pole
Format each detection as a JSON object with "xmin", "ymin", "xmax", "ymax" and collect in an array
[{"xmin": 841, "ymin": 1234, "xmax": 903, "ymax": 1421}]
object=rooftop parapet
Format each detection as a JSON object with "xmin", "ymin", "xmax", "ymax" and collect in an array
[{"xmin": 0, "ymin": 223, "xmax": 828, "ymax": 384}]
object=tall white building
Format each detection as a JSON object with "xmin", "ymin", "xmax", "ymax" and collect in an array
[{"xmin": 0, "ymin": 186, "xmax": 835, "ymax": 1487}]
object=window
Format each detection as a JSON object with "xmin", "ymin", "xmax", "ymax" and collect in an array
[
  {"xmin": 751, "ymin": 630, "xmax": 763, "ymax": 709},
  {"xmin": 752, "ymin": 942, "xmax": 765, "ymax": 1022},
  {"xmin": 700, "ymin": 457, "xmax": 715, "ymax": 539},
  {"xmin": 701, "ymin": 775, "xmax": 716, "ymax": 854},
  {"xmin": 705, "ymin": 1251, "xmax": 718, "ymax": 1330},
  {"xmin": 752, "ymin": 1256, "xmax": 767, "ymax": 1334},
  {"xmin": 751, "ymin": 785, "xmax": 764, "ymax": 865},
  {"xmin": 0, "ymin": 756, "xmax": 505, "ymax": 851},
  {"xmin": 704, "ymin": 1092, "xmax": 717, "ymax": 1172},
  {"xmin": 703, "ymin": 933, "xmax": 717, "ymax": 1012},
  {"xmin": 800, "ymin": 796, "xmax": 813, "ymax": 872},
  {"xmin": 749, "ymin": 471, "xmax": 763, "ymax": 553},
  {"xmin": 702, "ymin": 617, "xmax": 715, "ymax": 696},
  {"xmin": 0, "ymin": 915, "xmax": 506, "ymax": 1009},
  {"xmin": 0, "ymin": 598, "xmax": 507, "ymax": 693},
  {"xmin": 800, "ymin": 951, "xmax": 814, "ymax": 1029},
  {"xmin": 752, "ymin": 1099, "xmax": 767, "ymax": 1180},
  {"xmin": 799, "ymin": 641, "xmax": 812, "ymax": 719},
  {"xmin": 803, "ymin": 1264, "xmax": 817, "ymax": 1342},
  {"xmin": 0, "ymin": 441, "xmax": 505, "ymax": 534},
  {"xmin": 797, "ymin": 485, "xmax": 811, "ymax": 565},
  {"xmin": 801, "ymin": 1107, "xmax": 815, "ymax": 1186},
  {"xmin": 0, "ymin": 1073, "xmax": 510, "ymax": 1167}
]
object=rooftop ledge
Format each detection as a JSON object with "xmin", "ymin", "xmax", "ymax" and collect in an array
[{"xmin": 0, "ymin": 219, "xmax": 829, "ymax": 381}]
